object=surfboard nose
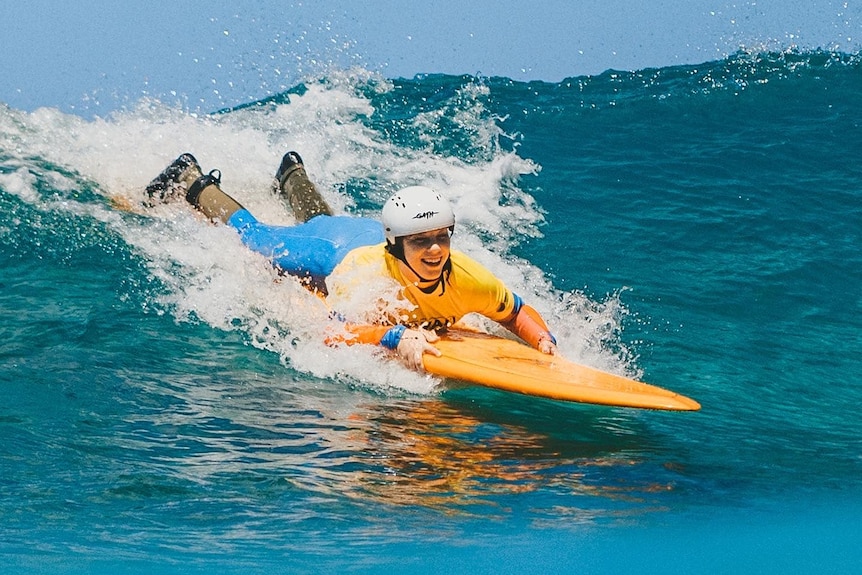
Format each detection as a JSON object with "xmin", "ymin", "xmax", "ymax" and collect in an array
[{"xmin": 661, "ymin": 394, "xmax": 701, "ymax": 411}]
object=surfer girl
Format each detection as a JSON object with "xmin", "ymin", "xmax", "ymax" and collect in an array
[{"xmin": 145, "ymin": 152, "xmax": 557, "ymax": 369}]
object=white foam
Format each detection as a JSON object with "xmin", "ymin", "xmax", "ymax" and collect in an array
[{"xmin": 0, "ymin": 166, "xmax": 39, "ymax": 203}]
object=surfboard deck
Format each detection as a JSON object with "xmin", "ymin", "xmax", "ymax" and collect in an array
[{"xmin": 423, "ymin": 329, "xmax": 700, "ymax": 411}]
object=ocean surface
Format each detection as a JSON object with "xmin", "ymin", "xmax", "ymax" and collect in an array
[{"xmin": 2, "ymin": 48, "xmax": 861, "ymax": 574}]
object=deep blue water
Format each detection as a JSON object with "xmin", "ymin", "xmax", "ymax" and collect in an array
[{"xmin": 2, "ymin": 49, "xmax": 861, "ymax": 574}]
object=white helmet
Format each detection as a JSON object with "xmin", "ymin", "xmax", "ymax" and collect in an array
[{"xmin": 382, "ymin": 186, "xmax": 455, "ymax": 244}]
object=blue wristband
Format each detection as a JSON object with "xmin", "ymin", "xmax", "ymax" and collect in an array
[
  {"xmin": 511, "ymin": 292, "xmax": 524, "ymax": 314},
  {"xmin": 380, "ymin": 325, "xmax": 407, "ymax": 350}
]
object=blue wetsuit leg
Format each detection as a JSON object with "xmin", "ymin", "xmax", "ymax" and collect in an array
[{"xmin": 226, "ymin": 209, "xmax": 384, "ymax": 279}]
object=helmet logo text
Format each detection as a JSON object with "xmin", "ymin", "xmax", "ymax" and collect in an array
[{"xmin": 413, "ymin": 211, "xmax": 439, "ymax": 220}]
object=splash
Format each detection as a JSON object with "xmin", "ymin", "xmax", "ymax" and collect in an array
[{"xmin": 0, "ymin": 68, "xmax": 639, "ymax": 394}]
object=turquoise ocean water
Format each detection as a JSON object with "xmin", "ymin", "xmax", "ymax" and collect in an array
[{"xmin": 2, "ymin": 49, "xmax": 861, "ymax": 573}]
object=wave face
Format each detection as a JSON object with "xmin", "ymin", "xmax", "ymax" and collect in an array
[{"xmin": 2, "ymin": 49, "xmax": 861, "ymax": 573}]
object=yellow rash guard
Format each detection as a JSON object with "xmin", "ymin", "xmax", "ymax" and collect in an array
[{"xmin": 327, "ymin": 243, "xmax": 522, "ymax": 345}]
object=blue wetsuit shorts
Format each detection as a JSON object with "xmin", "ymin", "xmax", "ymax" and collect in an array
[{"xmin": 227, "ymin": 209, "xmax": 384, "ymax": 280}]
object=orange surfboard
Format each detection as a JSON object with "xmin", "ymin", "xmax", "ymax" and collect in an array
[{"xmin": 423, "ymin": 329, "xmax": 700, "ymax": 411}]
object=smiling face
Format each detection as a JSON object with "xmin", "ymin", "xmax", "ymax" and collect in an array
[{"xmin": 399, "ymin": 227, "xmax": 452, "ymax": 280}]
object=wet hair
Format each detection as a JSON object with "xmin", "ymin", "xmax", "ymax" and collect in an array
[{"xmin": 384, "ymin": 237, "xmax": 405, "ymax": 260}]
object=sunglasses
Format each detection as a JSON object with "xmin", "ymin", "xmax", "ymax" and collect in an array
[{"xmin": 404, "ymin": 231, "xmax": 452, "ymax": 250}]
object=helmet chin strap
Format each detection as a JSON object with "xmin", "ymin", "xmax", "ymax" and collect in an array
[{"xmin": 406, "ymin": 257, "xmax": 452, "ymax": 295}]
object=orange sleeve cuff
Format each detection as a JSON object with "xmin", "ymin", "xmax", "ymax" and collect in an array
[
  {"xmin": 324, "ymin": 323, "xmax": 392, "ymax": 346},
  {"xmin": 501, "ymin": 304, "xmax": 554, "ymax": 350}
]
